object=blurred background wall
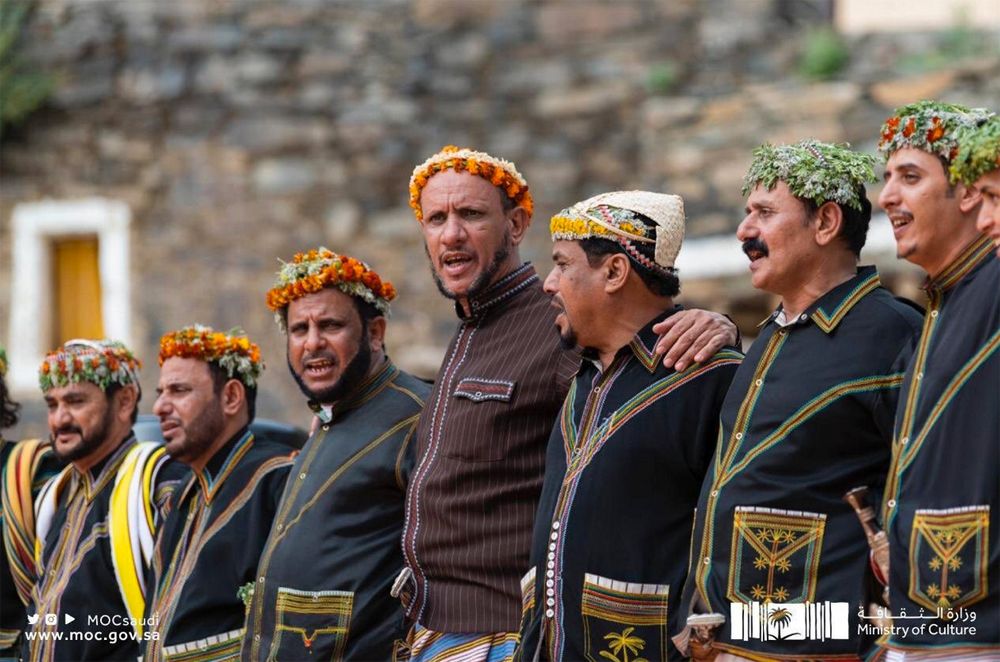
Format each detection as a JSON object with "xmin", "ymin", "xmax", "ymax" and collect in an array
[{"xmin": 2, "ymin": 0, "xmax": 999, "ymax": 437}]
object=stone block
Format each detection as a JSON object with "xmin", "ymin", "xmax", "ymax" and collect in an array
[
  {"xmin": 412, "ymin": 0, "xmax": 505, "ymax": 29},
  {"xmin": 324, "ymin": 200, "xmax": 363, "ymax": 243},
  {"xmin": 534, "ymin": 81, "xmax": 634, "ymax": 119},
  {"xmin": 253, "ymin": 159, "xmax": 318, "ymax": 195},
  {"xmin": 368, "ymin": 206, "xmax": 414, "ymax": 240},
  {"xmin": 236, "ymin": 53, "xmax": 284, "ymax": 85},
  {"xmin": 167, "ymin": 24, "xmax": 242, "ymax": 52},
  {"xmin": 870, "ymin": 70, "xmax": 958, "ymax": 109},
  {"xmin": 298, "ymin": 51, "xmax": 353, "ymax": 78},
  {"xmin": 536, "ymin": 4, "xmax": 643, "ymax": 44},
  {"xmin": 51, "ymin": 58, "xmax": 116, "ymax": 107},
  {"xmin": 642, "ymin": 97, "xmax": 702, "ymax": 130},
  {"xmin": 223, "ymin": 118, "xmax": 332, "ymax": 153},
  {"xmin": 748, "ymin": 81, "xmax": 862, "ymax": 120},
  {"xmin": 118, "ymin": 65, "xmax": 187, "ymax": 102}
]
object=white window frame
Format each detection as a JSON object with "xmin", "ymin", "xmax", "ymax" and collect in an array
[{"xmin": 7, "ymin": 198, "xmax": 131, "ymax": 392}]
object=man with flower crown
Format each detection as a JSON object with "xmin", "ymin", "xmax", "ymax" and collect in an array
[
  {"xmin": 240, "ymin": 248, "xmax": 430, "ymax": 661},
  {"xmin": 398, "ymin": 146, "xmax": 738, "ymax": 661},
  {"xmin": 952, "ymin": 114, "xmax": 1000, "ymax": 259},
  {"xmin": 674, "ymin": 140, "xmax": 923, "ymax": 661},
  {"xmin": 23, "ymin": 339, "xmax": 185, "ymax": 662},
  {"xmin": 140, "ymin": 325, "xmax": 295, "ymax": 661},
  {"xmin": 876, "ymin": 101, "xmax": 999, "ymax": 660}
]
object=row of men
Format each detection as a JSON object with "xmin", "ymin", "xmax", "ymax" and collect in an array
[{"xmin": 1, "ymin": 99, "xmax": 998, "ymax": 662}]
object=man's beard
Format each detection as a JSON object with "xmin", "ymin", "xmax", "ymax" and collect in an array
[
  {"xmin": 168, "ymin": 400, "xmax": 226, "ymax": 465},
  {"xmin": 50, "ymin": 403, "xmax": 115, "ymax": 464},
  {"xmin": 288, "ymin": 333, "xmax": 373, "ymax": 405},
  {"xmin": 427, "ymin": 231, "xmax": 511, "ymax": 302},
  {"xmin": 557, "ymin": 326, "xmax": 578, "ymax": 351}
]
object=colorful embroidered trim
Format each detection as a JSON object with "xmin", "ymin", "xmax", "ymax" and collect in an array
[
  {"xmin": 409, "ymin": 145, "xmax": 533, "ymax": 222},
  {"xmin": 0, "ymin": 346, "xmax": 7, "ymax": 377},
  {"xmin": 266, "ymin": 247, "xmax": 396, "ymax": 328},
  {"xmin": 878, "ymin": 100, "xmax": 994, "ymax": 163},
  {"xmin": 550, "ymin": 190, "xmax": 686, "ymax": 271},
  {"xmin": 743, "ymin": 139, "xmax": 876, "ymax": 211},
  {"xmin": 159, "ymin": 325, "xmax": 264, "ymax": 388},
  {"xmin": 38, "ymin": 339, "xmax": 141, "ymax": 392},
  {"xmin": 950, "ymin": 115, "xmax": 1000, "ymax": 185}
]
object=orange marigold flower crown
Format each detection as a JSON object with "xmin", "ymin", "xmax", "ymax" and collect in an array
[
  {"xmin": 39, "ymin": 339, "xmax": 141, "ymax": 392},
  {"xmin": 265, "ymin": 247, "xmax": 396, "ymax": 331},
  {"xmin": 408, "ymin": 145, "xmax": 533, "ymax": 222},
  {"xmin": 877, "ymin": 100, "xmax": 994, "ymax": 163},
  {"xmin": 159, "ymin": 325, "xmax": 264, "ymax": 388}
]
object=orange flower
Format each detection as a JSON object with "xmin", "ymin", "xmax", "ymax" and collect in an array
[{"xmin": 902, "ymin": 117, "xmax": 916, "ymax": 137}]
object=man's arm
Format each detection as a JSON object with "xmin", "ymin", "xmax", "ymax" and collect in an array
[{"xmin": 653, "ymin": 310, "xmax": 740, "ymax": 371}]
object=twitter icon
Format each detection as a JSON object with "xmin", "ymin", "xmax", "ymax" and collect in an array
[{"xmin": 27, "ymin": 613, "xmax": 39, "ymax": 625}]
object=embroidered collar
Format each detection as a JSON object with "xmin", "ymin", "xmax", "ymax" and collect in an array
[
  {"xmin": 579, "ymin": 308, "xmax": 680, "ymax": 375},
  {"xmin": 923, "ymin": 234, "xmax": 994, "ymax": 293},
  {"xmin": 307, "ymin": 359, "xmax": 399, "ymax": 424},
  {"xmin": 759, "ymin": 266, "xmax": 881, "ymax": 334},
  {"xmin": 74, "ymin": 434, "xmax": 136, "ymax": 501},
  {"xmin": 627, "ymin": 307, "xmax": 682, "ymax": 373},
  {"xmin": 457, "ymin": 262, "xmax": 538, "ymax": 322},
  {"xmin": 192, "ymin": 427, "xmax": 254, "ymax": 503}
]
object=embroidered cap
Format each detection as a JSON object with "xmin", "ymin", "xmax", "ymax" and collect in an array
[
  {"xmin": 877, "ymin": 100, "xmax": 994, "ymax": 163},
  {"xmin": 39, "ymin": 339, "xmax": 141, "ymax": 392},
  {"xmin": 950, "ymin": 115, "xmax": 1000, "ymax": 185},
  {"xmin": 159, "ymin": 325, "xmax": 264, "ymax": 388},
  {"xmin": 409, "ymin": 145, "xmax": 533, "ymax": 222},
  {"xmin": 266, "ymin": 247, "xmax": 396, "ymax": 330},
  {"xmin": 743, "ymin": 140, "xmax": 877, "ymax": 211},
  {"xmin": 550, "ymin": 190, "xmax": 686, "ymax": 272}
]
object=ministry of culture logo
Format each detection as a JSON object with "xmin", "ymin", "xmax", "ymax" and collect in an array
[{"xmin": 730, "ymin": 602, "xmax": 850, "ymax": 642}]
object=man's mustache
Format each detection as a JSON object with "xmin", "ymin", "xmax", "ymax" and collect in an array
[
  {"xmin": 742, "ymin": 238, "xmax": 769, "ymax": 258},
  {"xmin": 51, "ymin": 424, "xmax": 83, "ymax": 438}
]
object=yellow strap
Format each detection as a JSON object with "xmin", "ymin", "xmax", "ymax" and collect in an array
[
  {"xmin": 2, "ymin": 439, "xmax": 52, "ymax": 604},
  {"xmin": 109, "ymin": 443, "xmax": 166, "ymax": 638}
]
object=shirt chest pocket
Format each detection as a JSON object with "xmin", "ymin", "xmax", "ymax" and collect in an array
[{"xmin": 444, "ymin": 377, "xmax": 517, "ymax": 462}]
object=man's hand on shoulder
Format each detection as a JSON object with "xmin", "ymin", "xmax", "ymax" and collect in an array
[{"xmin": 652, "ymin": 310, "xmax": 739, "ymax": 371}]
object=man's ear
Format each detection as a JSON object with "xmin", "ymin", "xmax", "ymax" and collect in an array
[
  {"xmin": 957, "ymin": 182, "xmax": 983, "ymax": 215},
  {"xmin": 813, "ymin": 201, "xmax": 844, "ymax": 247},
  {"xmin": 367, "ymin": 316, "xmax": 387, "ymax": 354},
  {"xmin": 603, "ymin": 253, "xmax": 631, "ymax": 294},
  {"xmin": 114, "ymin": 384, "xmax": 138, "ymax": 425},
  {"xmin": 507, "ymin": 207, "xmax": 531, "ymax": 246},
  {"xmin": 221, "ymin": 379, "xmax": 246, "ymax": 417}
]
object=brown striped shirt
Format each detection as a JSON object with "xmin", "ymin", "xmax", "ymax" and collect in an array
[{"xmin": 401, "ymin": 263, "xmax": 579, "ymax": 632}]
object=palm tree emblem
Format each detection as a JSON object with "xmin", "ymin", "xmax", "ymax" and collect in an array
[
  {"xmin": 767, "ymin": 606, "xmax": 798, "ymax": 640},
  {"xmin": 599, "ymin": 627, "xmax": 649, "ymax": 662}
]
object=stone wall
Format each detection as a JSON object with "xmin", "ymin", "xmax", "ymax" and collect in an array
[{"xmin": 2, "ymin": 0, "xmax": 998, "ymax": 435}]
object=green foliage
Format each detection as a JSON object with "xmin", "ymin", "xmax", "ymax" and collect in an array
[
  {"xmin": 743, "ymin": 140, "xmax": 877, "ymax": 210},
  {"xmin": 0, "ymin": 0, "xmax": 54, "ymax": 137},
  {"xmin": 798, "ymin": 27, "xmax": 849, "ymax": 80},
  {"xmin": 950, "ymin": 117, "xmax": 1000, "ymax": 185},
  {"xmin": 646, "ymin": 60, "xmax": 679, "ymax": 95}
]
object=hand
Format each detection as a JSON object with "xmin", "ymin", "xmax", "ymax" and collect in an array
[{"xmin": 652, "ymin": 309, "xmax": 738, "ymax": 371}]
